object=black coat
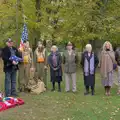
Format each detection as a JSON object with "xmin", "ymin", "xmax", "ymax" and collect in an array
[
  {"xmin": 2, "ymin": 46, "xmax": 21, "ymax": 72},
  {"xmin": 115, "ymin": 48, "xmax": 120, "ymax": 66},
  {"xmin": 81, "ymin": 51, "xmax": 99, "ymax": 86},
  {"xmin": 48, "ymin": 52, "xmax": 62, "ymax": 82}
]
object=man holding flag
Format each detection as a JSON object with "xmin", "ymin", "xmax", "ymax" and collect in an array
[{"xmin": 2, "ymin": 39, "xmax": 22, "ymax": 97}]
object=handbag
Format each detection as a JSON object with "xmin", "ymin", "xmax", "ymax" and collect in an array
[{"xmin": 107, "ymin": 52, "xmax": 117, "ymax": 70}]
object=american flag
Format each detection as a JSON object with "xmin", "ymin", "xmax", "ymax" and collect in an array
[{"xmin": 19, "ymin": 24, "xmax": 28, "ymax": 51}]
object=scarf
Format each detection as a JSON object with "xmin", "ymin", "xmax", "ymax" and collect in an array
[
  {"xmin": 36, "ymin": 48, "xmax": 45, "ymax": 58},
  {"xmin": 84, "ymin": 53, "xmax": 95, "ymax": 76},
  {"xmin": 52, "ymin": 52, "xmax": 57, "ymax": 67}
]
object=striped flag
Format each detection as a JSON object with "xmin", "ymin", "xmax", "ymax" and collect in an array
[{"xmin": 19, "ymin": 24, "xmax": 28, "ymax": 51}]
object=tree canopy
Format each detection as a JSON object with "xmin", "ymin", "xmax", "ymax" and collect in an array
[{"xmin": 0, "ymin": 0, "xmax": 120, "ymax": 47}]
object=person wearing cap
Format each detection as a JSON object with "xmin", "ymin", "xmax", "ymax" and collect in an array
[
  {"xmin": 81, "ymin": 44, "xmax": 99, "ymax": 96},
  {"xmin": 18, "ymin": 41, "xmax": 34, "ymax": 92},
  {"xmin": 34, "ymin": 41, "xmax": 47, "ymax": 87},
  {"xmin": 2, "ymin": 39, "xmax": 21, "ymax": 97},
  {"xmin": 63, "ymin": 42, "xmax": 78, "ymax": 92}
]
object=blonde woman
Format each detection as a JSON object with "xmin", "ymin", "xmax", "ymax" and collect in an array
[
  {"xmin": 81, "ymin": 44, "xmax": 99, "ymax": 95},
  {"xmin": 99, "ymin": 41, "xmax": 116, "ymax": 96}
]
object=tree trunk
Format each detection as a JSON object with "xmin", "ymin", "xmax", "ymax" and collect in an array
[{"xmin": 35, "ymin": 0, "xmax": 41, "ymax": 43}]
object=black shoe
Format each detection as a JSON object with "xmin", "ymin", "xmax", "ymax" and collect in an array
[
  {"xmin": 51, "ymin": 88, "xmax": 55, "ymax": 92},
  {"xmin": 84, "ymin": 92, "xmax": 89, "ymax": 95},
  {"xmin": 11, "ymin": 93, "xmax": 19, "ymax": 97},
  {"xmin": 91, "ymin": 91, "xmax": 95, "ymax": 96},
  {"xmin": 58, "ymin": 89, "xmax": 61, "ymax": 92}
]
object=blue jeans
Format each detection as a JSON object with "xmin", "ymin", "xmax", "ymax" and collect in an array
[{"xmin": 5, "ymin": 70, "xmax": 17, "ymax": 97}]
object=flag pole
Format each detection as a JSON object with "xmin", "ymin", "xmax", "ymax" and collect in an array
[{"xmin": 16, "ymin": 0, "xmax": 19, "ymax": 47}]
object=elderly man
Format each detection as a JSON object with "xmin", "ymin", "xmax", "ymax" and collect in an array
[
  {"xmin": 2, "ymin": 39, "xmax": 21, "ymax": 97},
  {"xmin": 81, "ymin": 44, "xmax": 99, "ymax": 95},
  {"xmin": 63, "ymin": 42, "xmax": 78, "ymax": 92}
]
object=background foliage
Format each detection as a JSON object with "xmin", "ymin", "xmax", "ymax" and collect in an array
[{"xmin": 0, "ymin": 0, "xmax": 120, "ymax": 47}]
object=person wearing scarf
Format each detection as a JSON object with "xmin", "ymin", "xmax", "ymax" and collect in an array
[
  {"xmin": 99, "ymin": 41, "xmax": 115, "ymax": 96},
  {"xmin": 63, "ymin": 42, "xmax": 78, "ymax": 92},
  {"xmin": 81, "ymin": 44, "xmax": 99, "ymax": 95},
  {"xmin": 18, "ymin": 41, "xmax": 33, "ymax": 92},
  {"xmin": 34, "ymin": 42, "xmax": 47, "ymax": 87},
  {"xmin": 48, "ymin": 45, "xmax": 62, "ymax": 92}
]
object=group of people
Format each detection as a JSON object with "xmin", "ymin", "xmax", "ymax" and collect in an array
[{"xmin": 1, "ymin": 39, "xmax": 120, "ymax": 97}]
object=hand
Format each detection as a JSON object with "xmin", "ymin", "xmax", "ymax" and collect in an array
[
  {"xmin": 30, "ymin": 67, "xmax": 35, "ymax": 72},
  {"xmin": 12, "ymin": 61, "xmax": 18, "ymax": 65},
  {"xmin": 53, "ymin": 68, "xmax": 57, "ymax": 71},
  {"xmin": 44, "ymin": 66, "xmax": 47, "ymax": 69}
]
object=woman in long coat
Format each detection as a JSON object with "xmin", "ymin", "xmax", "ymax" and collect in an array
[
  {"xmin": 81, "ymin": 44, "xmax": 99, "ymax": 95},
  {"xmin": 99, "ymin": 41, "xmax": 116, "ymax": 96},
  {"xmin": 48, "ymin": 45, "xmax": 62, "ymax": 92}
]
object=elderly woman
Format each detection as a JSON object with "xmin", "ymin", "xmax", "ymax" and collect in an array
[
  {"xmin": 34, "ymin": 42, "xmax": 47, "ymax": 87},
  {"xmin": 99, "ymin": 41, "xmax": 116, "ymax": 96},
  {"xmin": 81, "ymin": 44, "xmax": 99, "ymax": 95},
  {"xmin": 48, "ymin": 45, "xmax": 62, "ymax": 92}
]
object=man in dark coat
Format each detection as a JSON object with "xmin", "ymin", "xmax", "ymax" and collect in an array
[
  {"xmin": 115, "ymin": 47, "xmax": 120, "ymax": 94},
  {"xmin": 2, "ymin": 39, "xmax": 21, "ymax": 97},
  {"xmin": 48, "ymin": 45, "xmax": 62, "ymax": 92},
  {"xmin": 81, "ymin": 44, "xmax": 99, "ymax": 95}
]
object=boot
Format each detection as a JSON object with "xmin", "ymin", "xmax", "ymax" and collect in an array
[
  {"xmin": 84, "ymin": 86, "xmax": 89, "ymax": 95},
  {"xmin": 105, "ymin": 86, "xmax": 108, "ymax": 96},
  {"xmin": 107, "ymin": 86, "xmax": 111, "ymax": 96},
  {"xmin": 91, "ymin": 86, "xmax": 95, "ymax": 96},
  {"xmin": 58, "ymin": 82, "xmax": 61, "ymax": 92},
  {"xmin": 51, "ymin": 82, "xmax": 55, "ymax": 91}
]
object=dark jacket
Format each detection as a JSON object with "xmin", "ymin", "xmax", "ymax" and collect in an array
[
  {"xmin": 81, "ymin": 51, "xmax": 99, "ymax": 70},
  {"xmin": 2, "ymin": 46, "xmax": 21, "ymax": 72},
  {"xmin": 48, "ymin": 52, "xmax": 62, "ymax": 78},
  {"xmin": 115, "ymin": 48, "xmax": 120, "ymax": 66},
  {"xmin": 63, "ymin": 50, "xmax": 78, "ymax": 73}
]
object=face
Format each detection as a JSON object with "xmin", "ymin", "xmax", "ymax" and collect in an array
[
  {"xmin": 38, "ymin": 44, "xmax": 42, "ymax": 48},
  {"xmin": 6, "ymin": 41, "xmax": 13, "ymax": 47},
  {"xmin": 105, "ymin": 42, "xmax": 110, "ymax": 49},
  {"xmin": 23, "ymin": 43, "xmax": 27, "ymax": 48},
  {"xmin": 67, "ymin": 45, "xmax": 72, "ymax": 50},
  {"xmin": 52, "ymin": 47, "xmax": 57, "ymax": 53},
  {"xmin": 86, "ymin": 47, "xmax": 92, "ymax": 53}
]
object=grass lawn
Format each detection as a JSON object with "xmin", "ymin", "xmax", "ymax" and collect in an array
[{"xmin": 0, "ymin": 68, "xmax": 120, "ymax": 120}]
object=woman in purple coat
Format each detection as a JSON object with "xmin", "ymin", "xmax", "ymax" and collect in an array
[
  {"xmin": 48, "ymin": 45, "xmax": 62, "ymax": 92},
  {"xmin": 81, "ymin": 44, "xmax": 99, "ymax": 95}
]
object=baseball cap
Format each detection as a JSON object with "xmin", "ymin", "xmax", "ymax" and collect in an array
[{"xmin": 6, "ymin": 38, "xmax": 13, "ymax": 43}]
